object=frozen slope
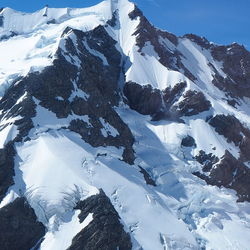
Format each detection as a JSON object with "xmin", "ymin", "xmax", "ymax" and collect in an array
[
  {"xmin": 117, "ymin": 106, "xmax": 250, "ymax": 250},
  {"xmin": 0, "ymin": 1, "xmax": 113, "ymax": 97},
  {"xmin": 0, "ymin": 0, "xmax": 250, "ymax": 249},
  {"xmin": 0, "ymin": 0, "xmax": 190, "ymax": 95}
]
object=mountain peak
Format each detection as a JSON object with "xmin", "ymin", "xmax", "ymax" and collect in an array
[{"xmin": 0, "ymin": 1, "xmax": 250, "ymax": 249}]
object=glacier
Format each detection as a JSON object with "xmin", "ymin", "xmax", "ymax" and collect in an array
[{"xmin": 0, "ymin": 0, "xmax": 250, "ymax": 249}]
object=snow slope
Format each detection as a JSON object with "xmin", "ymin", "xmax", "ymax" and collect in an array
[
  {"xmin": 0, "ymin": 1, "xmax": 113, "ymax": 97},
  {"xmin": 0, "ymin": 0, "xmax": 250, "ymax": 249}
]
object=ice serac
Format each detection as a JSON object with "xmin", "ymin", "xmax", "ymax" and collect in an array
[{"xmin": 0, "ymin": 0, "xmax": 250, "ymax": 249}]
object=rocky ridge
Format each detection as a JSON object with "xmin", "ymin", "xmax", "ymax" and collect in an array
[{"xmin": 0, "ymin": 0, "xmax": 250, "ymax": 249}]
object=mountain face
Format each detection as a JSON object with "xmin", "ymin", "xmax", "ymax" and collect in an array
[{"xmin": 0, "ymin": 0, "xmax": 250, "ymax": 249}]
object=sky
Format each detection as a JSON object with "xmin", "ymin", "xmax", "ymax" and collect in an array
[{"xmin": 1, "ymin": 0, "xmax": 249, "ymax": 49}]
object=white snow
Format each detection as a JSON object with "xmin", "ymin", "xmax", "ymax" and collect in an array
[
  {"xmin": 177, "ymin": 38, "xmax": 227, "ymax": 99},
  {"xmin": 0, "ymin": 34, "xmax": 53, "ymax": 96},
  {"xmin": 9, "ymin": 127, "xmax": 198, "ymax": 249},
  {"xmin": 41, "ymin": 212, "xmax": 93, "ymax": 250},
  {"xmin": 100, "ymin": 117, "xmax": 119, "ymax": 137},
  {"xmin": 126, "ymin": 45, "xmax": 189, "ymax": 90},
  {"xmin": 0, "ymin": 0, "xmax": 114, "ymax": 97},
  {"xmin": 82, "ymin": 39, "xmax": 109, "ymax": 66},
  {"xmin": 0, "ymin": 1, "xmax": 250, "ymax": 249},
  {"xmin": 16, "ymin": 133, "xmax": 98, "ymax": 212},
  {"xmin": 0, "ymin": 123, "xmax": 18, "ymax": 148},
  {"xmin": 69, "ymin": 79, "xmax": 90, "ymax": 101},
  {"xmin": 117, "ymin": 105, "xmax": 250, "ymax": 250},
  {"xmin": 0, "ymin": 190, "xmax": 19, "ymax": 209},
  {"xmin": 31, "ymin": 98, "xmax": 92, "ymax": 135},
  {"xmin": 189, "ymin": 119, "xmax": 239, "ymax": 158}
]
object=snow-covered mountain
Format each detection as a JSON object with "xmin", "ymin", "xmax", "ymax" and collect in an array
[{"xmin": 0, "ymin": 0, "xmax": 250, "ymax": 249}]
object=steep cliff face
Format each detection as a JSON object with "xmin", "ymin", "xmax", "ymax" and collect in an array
[
  {"xmin": 68, "ymin": 190, "xmax": 132, "ymax": 250},
  {"xmin": 0, "ymin": 197, "xmax": 45, "ymax": 250},
  {"xmin": 0, "ymin": 1, "xmax": 250, "ymax": 249}
]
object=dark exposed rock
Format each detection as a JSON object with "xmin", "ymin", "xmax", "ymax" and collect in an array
[
  {"xmin": 139, "ymin": 166, "xmax": 156, "ymax": 186},
  {"xmin": 127, "ymin": 87, "xmax": 210, "ymax": 120},
  {"xmin": 151, "ymin": 110, "xmax": 185, "ymax": 123},
  {"xmin": 128, "ymin": 4, "xmax": 143, "ymax": 20},
  {"xmin": 151, "ymin": 82, "xmax": 187, "ymax": 121},
  {"xmin": 175, "ymin": 90, "xmax": 211, "ymax": 116},
  {"xmin": 69, "ymin": 113, "xmax": 135, "ymax": 165},
  {"xmin": 158, "ymin": 29, "xmax": 179, "ymax": 47},
  {"xmin": 128, "ymin": 5, "xmax": 196, "ymax": 81},
  {"xmin": 124, "ymin": 81, "xmax": 188, "ymax": 121},
  {"xmin": 162, "ymin": 81, "xmax": 187, "ymax": 105},
  {"xmin": 25, "ymin": 58, "xmax": 76, "ymax": 119},
  {"xmin": 195, "ymin": 150, "xmax": 219, "ymax": 172},
  {"xmin": 47, "ymin": 19, "xmax": 56, "ymax": 25},
  {"xmin": 129, "ymin": 5, "xmax": 179, "ymax": 47},
  {"xmin": 107, "ymin": 10, "xmax": 118, "ymax": 27},
  {"xmin": 181, "ymin": 135, "xmax": 196, "ymax": 148},
  {"xmin": 24, "ymin": 25, "xmax": 121, "ymax": 114},
  {"xmin": 133, "ymin": 17, "xmax": 177, "ymax": 71},
  {"xmin": 124, "ymin": 81, "xmax": 209, "ymax": 121},
  {"xmin": 123, "ymin": 81, "xmax": 162, "ymax": 115},
  {"xmin": 0, "ymin": 81, "xmax": 37, "ymax": 202},
  {"xmin": 227, "ymin": 99, "xmax": 238, "ymax": 107},
  {"xmin": 68, "ymin": 190, "xmax": 132, "ymax": 250},
  {"xmin": 209, "ymin": 114, "xmax": 250, "ymax": 161},
  {"xmin": 58, "ymin": 26, "xmax": 122, "ymax": 108},
  {"xmin": 70, "ymin": 97, "xmax": 90, "ymax": 116},
  {"xmin": 211, "ymin": 43, "xmax": 250, "ymax": 98},
  {"xmin": 0, "ymin": 15, "xmax": 3, "ymax": 27},
  {"xmin": 0, "ymin": 31, "xmax": 18, "ymax": 41},
  {"xmin": 13, "ymin": 96, "xmax": 37, "ymax": 142},
  {"xmin": 96, "ymin": 153, "xmax": 107, "ymax": 158},
  {"xmin": 1, "ymin": 25, "xmax": 136, "ymax": 164},
  {"xmin": 0, "ymin": 78, "xmax": 37, "ymax": 142},
  {"xmin": 209, "ymin": 115, "xmax": 243, "ymax": 145},
  {"xmin": 0, "ymin": 197, "xmax": 46, "ymax": 250},
  {"xmin": 0, "ymin": 141, "xmax": 16, "ymax": 202},
  {"xmin": 194, "ymin": 151, "xmax": 250, "ymax": 202},
  {"xmin": 239, "ymin": 136, "xmax": 250, "ymax": 162},
  {"xmin": 183, "ymin": 34, "xmax": 211, "ymax": 50},
  {"xmin": 0, "ymin": 77, "xmax": 27, "ymax": 120}
]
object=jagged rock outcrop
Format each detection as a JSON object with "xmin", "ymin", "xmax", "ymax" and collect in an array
[
  {"xmin": 129, "ymin": 6, "xmax": 196, "ymax": 81},
  {"xmin": 0, "ymin": 197, "xmax": 45, "ymax": 250},
  {"xmin": 139, "ymin": 166, "xmax": 156, "ymax": 186},
  {"xmin": 0, "ymin": 1, "xmax": 250, "ymax": 249},
  {"xmin": 211, "ymin": 43, "xmax": 250, "ymax": 98},
  {"xmin": 123, "ymin": 81, "xmax": 162, "ymax": 115},
  {"xmin": 124, "ymin": 81, "xmax": 210, "ymax": 120},
  {"xmin": 0, "ymin": 141, "xmax": 15, "ymax": 202},
  {"xmin": 195, "ymin": 150, "xmax": 219, "ymax": 172},
  {"xmin": 183, "ymin": 34, "xmax": 211, "ymax": 49},
  {"xmin": 194, "ymin": 151, "xmax": 250, "ymax": 202},
  {"xmin": 181, "ymin": 32, "xmax": 250, "ymax": 102},
  {"xmin": 0, "ymin": 15, "xmax": 3, "ymax": 27},
  {"xmin": 209, "ymin": 114, "xmax": 250, "ymax": 161},
  {"xmin": 0, "ymin": 25, "xmax": 135, "ymax": 165},
  {"xmin": 174, "ymin": 90, "xmax": 211, "ymax": 116},
  {"xmin": 181, "ymin": 135, "xmax": 196, "ymax": 148},
  {"xmin": 68, "ymin": 190, "xmax": 132, "ymax": 250},
  {"xmin": 0, "ymin": 82, "xmax": 37, "ymax": 202}
]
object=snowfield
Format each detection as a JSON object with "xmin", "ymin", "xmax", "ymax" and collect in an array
[{"xmin": 0, "ymin": 0, "xmax": 250, "ymax": 249}]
